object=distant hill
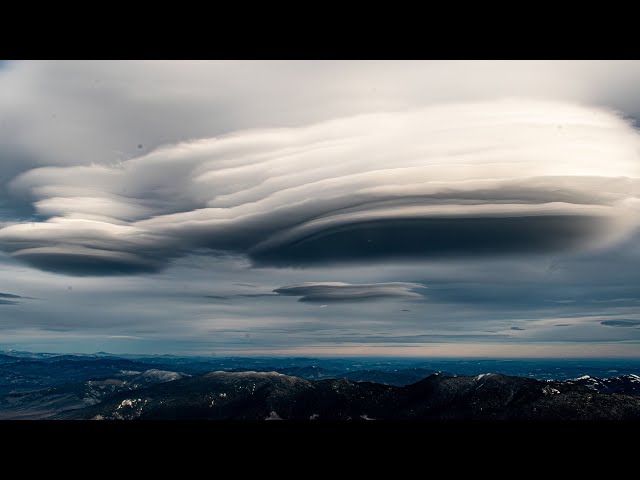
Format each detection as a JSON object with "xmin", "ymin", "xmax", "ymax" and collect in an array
[
  {"xmin": 567, "ymin": 374, "xmax": 640, "ymax": 395},
  {"xmin": 0, "ymin": 369, "xmax": 188, "ymax": 419}
]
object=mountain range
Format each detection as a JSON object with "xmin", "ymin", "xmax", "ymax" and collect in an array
[{"xmin": 2, "ymin": 351, "xmax": 640, "ymax": 420}]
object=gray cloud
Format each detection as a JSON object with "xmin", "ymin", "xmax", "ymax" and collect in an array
[
  {"xmin": 1, "ymin": 100, "xmax": 639, "ymax": 275},
  {"xmin": 1, "ymin": 252, "xmax": 640, "ymax": 354},
  {"xmin": 601, "ymin": 320, "xmax": 640, "ymax": 327},
  {"xmin": 273, "ymin": 282, "xmax": 425, "ymax": 303},
  {"xmin": 203, "ymin": 293, "xmax": 278, "ymax": 302},
  {"xmin": 0, "ymin": 293, "xmax": 22, "ymax": 298},
  {"xmin": 0, "ymin": 292, "xmax": 25, "ymax": 305}
]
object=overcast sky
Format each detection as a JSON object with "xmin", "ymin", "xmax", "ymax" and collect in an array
[{"xmin": 2, "ymin": 60, "xmax": 640, "ymax": 357}]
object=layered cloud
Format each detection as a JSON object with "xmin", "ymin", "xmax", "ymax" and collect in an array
[
  {"xmin": 274, "ymin": 282, "xmax": 425, "ymax": 303},
  {"xmin": 1, "ymin": 99, "xmax": 640, "ymax": 275}
]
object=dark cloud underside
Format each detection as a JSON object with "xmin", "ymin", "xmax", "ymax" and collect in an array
[
  {"xmin": 251, "ymin": 216, "xmax": 608, "ymax": 267},
  {"xmin": 14, "ymin": 250, "xmax": 164, "ymax": 276}
]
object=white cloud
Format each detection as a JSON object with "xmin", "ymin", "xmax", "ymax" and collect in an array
[{"xmin": 0, "ymin": 99, "xmax": 639, "ymax": 274}]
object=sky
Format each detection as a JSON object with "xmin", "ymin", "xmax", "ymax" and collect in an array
[{"xmin": 2, "ymin": 60, "xmax": 640, "ymax": 357}]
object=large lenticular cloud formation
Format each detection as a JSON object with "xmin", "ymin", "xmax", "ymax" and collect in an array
[{"xmin": 1, "ymin": 99, "xmax": 640, "ymax": 275}]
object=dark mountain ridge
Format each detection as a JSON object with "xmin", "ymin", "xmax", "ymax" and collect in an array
[
  {"xmin": 64, "ymin": 371, "xmax": 640, "ymax": 421},
  {"xmin": 0, "ymin": 369, "xmax": 188, "ymax": 419}
]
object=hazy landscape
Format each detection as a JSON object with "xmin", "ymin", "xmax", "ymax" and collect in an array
[{"xmin": 2, "ymin": 350, "xmax": 640, "ymax": 420}]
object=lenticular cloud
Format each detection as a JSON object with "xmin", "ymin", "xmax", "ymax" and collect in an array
[
  {"xmin": 273, "ymin": 282, "xmax": 425, "ymax": 303},
  {"xmin": 1, "ymin": 99, "xmax": 640, "ymax": 275}
]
